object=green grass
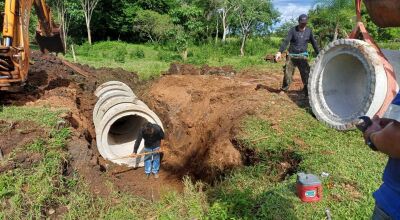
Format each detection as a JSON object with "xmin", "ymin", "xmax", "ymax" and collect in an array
[
  {"xmin": 0, "ymin": 106, "xmax": 65, "ymax": 127},
  {"xmin": 0, "ymin": 106, "xmax": 72, "ymax": 219},
  {"xmin": 64, "ymin": 38, "xmax": 283, "ymax": 80},
  {"xmin": 378, "ymin": 41, "xmax": 400, "ymax": 50},
  {"xmin": 65, "ymin": 42, "xmax": 171, "ymax": 80},
  {"xmin": 208, "ymin": 95, "xmax": 386, "ymax": 219}
]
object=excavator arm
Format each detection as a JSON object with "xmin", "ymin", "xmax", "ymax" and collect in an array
[{"xmin": 0, "ymin": 0, "xmax": 63, "ymax": 91}]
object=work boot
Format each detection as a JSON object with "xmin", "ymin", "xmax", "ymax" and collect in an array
[{"xmin": 154, "ymin": 173, "xmax": 159, "ymax": 179}]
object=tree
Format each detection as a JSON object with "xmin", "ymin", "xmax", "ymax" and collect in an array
[
  {"xmin": 133, "ymin": 10, "xmax": 175, "ymax": 43},
  {"xmin": 170, "ymin": 4, "xmax": 206, "ymax": 40},
  {"xmin": 310, "ymin": 0, "xmax": 354, "ymax": 42},
  {"xmin": 79, "ymin": 0, "xmax": 100, "ymax": 45},
  {"xmin": 317, "ymin": 0, "xmax": 354, "ymax": 40},
  {"xmin": 54, "ymin": 0, "xmax": 71, "ymax": 52},
  {"xmin": 135, "ymin": 0, "xmax": 178, "ymax": 14},
  {"xmin": 232, "ymin": 0, "xmax": 279, "ymax": 56},
  {"xmin": 274, "ymin": 19, "xmax": 297, "ymax": 38},
  {"xmin": 217, "ymin": 0, "xmax": 235, "ymax": 42}
]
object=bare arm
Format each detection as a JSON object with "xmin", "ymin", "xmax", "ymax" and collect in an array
[
  {"xmin": 364, "ymin": 117, "xmax": 400, "ymax": 158},
  {"xmin": 371, "ymin": 121, "xmax": 400, "ymax": 159}
]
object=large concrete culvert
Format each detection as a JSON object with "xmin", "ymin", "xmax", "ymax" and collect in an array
[
  {"xmin": 309, "ymin": 39, "xmax": 400, "ymax": 130},
  {"xmin": 93, "ymin": 81, "xmax": 163, "ymax": 167}
]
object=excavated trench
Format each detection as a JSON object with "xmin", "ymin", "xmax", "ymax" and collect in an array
[{"xmin": 1, "ymin": 54, "xmax": 304, "ymax": 198}]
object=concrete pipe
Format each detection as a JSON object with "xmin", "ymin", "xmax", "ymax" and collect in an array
[
  {"xmin": 93, "ymin": 81, "xmax": 163, "ymax": 167},
  {"xmin": 309, "ymin": 39, "xmax": 399, "ymax": 130}
]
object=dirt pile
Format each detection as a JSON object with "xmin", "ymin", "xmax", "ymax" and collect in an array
[
  {"xmin": 165, "ymin": 62, "xmax": 236, "ymax": 76},
  {"xmin": 144, "ymin": 74, "xmax": 275, "ymax": 182}
]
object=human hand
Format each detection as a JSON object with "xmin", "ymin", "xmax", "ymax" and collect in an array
[
  {"xmin": 130, "ymin": 153, "xmax": 137, "ymax": 157},
  {"xmin": 378, "ymin": 118, "xmax": 396, "ymax": 128},
  {"xmin": 363, "ymin": 116, "xmax": 383, "ymax": 143},
  {"xmin": 275, "ymin": 52, "xmax": 282, "ymax": 61}
]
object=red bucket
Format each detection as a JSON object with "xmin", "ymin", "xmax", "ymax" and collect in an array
[{"xmin": 296, "ymin": 173, "xmax": 322, "ymax": 203}]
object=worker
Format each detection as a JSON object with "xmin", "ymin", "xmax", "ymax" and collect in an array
[
  {"xmin": 132, "ymin": 122, "xmax": 165, "ymax": 179},
  {"xmin": 363, "ymin": 92, "xmax": 400, "ymax": 219},
  {"xmin": 275, "ymin": 14, "xmax": 319, "ymax": 96}
]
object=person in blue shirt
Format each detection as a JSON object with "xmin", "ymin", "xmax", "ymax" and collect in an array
[{"xmin": 364, "ymin": 93, "xmax": 400, "ymax": 219}]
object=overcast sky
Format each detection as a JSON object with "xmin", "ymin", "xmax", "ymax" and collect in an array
[{"xmin": 272, "ymin": 0, "xmax": 315, "ymax": 25}]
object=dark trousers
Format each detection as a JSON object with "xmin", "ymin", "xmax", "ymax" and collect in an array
[{"xmin": 282, "ymin": 56, "xmax": 310, "ymax": 95}]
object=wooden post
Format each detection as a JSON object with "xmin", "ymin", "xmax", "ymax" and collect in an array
[{"xmin": 71, "ymin": 44, "xmax": 77, "ymax": 62}]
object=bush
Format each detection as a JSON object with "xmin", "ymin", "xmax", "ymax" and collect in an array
[
  {"xmin": 157, "ymin": 50, "xmax": 181, "ymax": 62},
  {"xmin": 114, "ymin": 46, "xmax": 128, "ymax": 63},
  {"xmin": 129, "ymin": 48, "xmax": 145, "ymax": 59},
  {"xmin": 75, "ymin": 42, "xmax": 92, "ymax": 57},
  {"xmin": 187, "ymin": 51, "xmax": 208, "ymax": 65}
]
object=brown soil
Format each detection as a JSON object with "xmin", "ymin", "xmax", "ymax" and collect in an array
[
  {"xmin": 165, "ymin": 62, "xmax": 236, "ymax": 76},
  {"xmin": 0, "ymin": 119, "xmax": 47, "ymax": 173},
  {"xmin": 143, "ymin": 67, "xmax": 306, "ymax": 183},
  {"xmin": 0, "ymin": 52, "xmax": 307, "ymax": 199},
  {"xmin": 0, "ymin": 120, "xmax": 43, "ymax": 156}
]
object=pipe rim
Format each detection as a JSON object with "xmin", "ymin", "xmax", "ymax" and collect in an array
[{"xmin": 309, "ymin": 39, "xmax": 388, "ymax": 130}]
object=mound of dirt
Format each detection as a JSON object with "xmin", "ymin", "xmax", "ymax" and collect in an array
[
  {"xmin": 143, "ymin": 74, "xmax": 276, "ymax": 182},
  {"xmin": 165, "ymin": 62, "xmax": 236, "ymax": 76}
]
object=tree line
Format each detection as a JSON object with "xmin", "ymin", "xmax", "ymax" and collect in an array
[
  {"xmin": 45, "ymin": 0, "xmax": 280, "ymax": 57},
  {"xmin": 0, "ymin": 0, "xmax": 398, "ymax": 57}
]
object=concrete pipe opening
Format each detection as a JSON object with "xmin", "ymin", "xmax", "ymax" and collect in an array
[
  {"xmin": 321, "ymin": 54, "xmax": 369, "ymax": 119},
  {"xmin": 309, "ymin": 39, "xmax": 400, "ymax": 130},
  {"xmin": 93, "ymin": 81, "xmax": 163, "ymax": 167},
  {"xmin": 107, "ymin": 115, "xmax": 147, "ymax": 146}
]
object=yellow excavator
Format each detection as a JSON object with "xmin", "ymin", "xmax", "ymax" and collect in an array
[{"xmin": 0, "ymin": 0, "xmax": 63, "ymax": 91}]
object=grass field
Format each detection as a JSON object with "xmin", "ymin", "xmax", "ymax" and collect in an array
[
  {"xmin": 208, "ymin": 94, "xmax": 386, "ymax": 219},
  {"xmin": 64, "ymin": 38, "xmax": 284, "ymax": 80},
  {"xmin": 64, "ymin": 39, "xmax": 400, "ymax": 81},
  {"xmin": 0, "ymin": 94, "xmax": 386, "ymax": 219},
  {"xmin": 1, "ymin": 39, "xmax": 392, "ymax": 218}
]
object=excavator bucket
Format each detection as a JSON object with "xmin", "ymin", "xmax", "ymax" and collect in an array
[
  {"xmin": 35, "ymin": 29, "xmax": 65, "ymax": 54},
  {"xmin": 363, "ymin": 0, "xmax": 400, "ymax": 28}
]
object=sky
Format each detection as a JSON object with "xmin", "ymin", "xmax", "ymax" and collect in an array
[{"xmin": 272, "ymin": 0, "xmax": 315, "ymax": 26}]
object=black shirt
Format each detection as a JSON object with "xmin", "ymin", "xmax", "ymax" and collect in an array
[
  {"xmin": 133, "ymin": 124, "xmax": 164, "ymax": 154},
  {"xmin": 279, "ymin": 26, "xmax": 319, "ymax": 55}
]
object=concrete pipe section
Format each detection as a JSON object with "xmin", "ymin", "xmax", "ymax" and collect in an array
[
  {"xmin": 93, "ymin": 81, "xmax": 163, "ymax": 167},
  {"xmin": 309, "ymin": 39, "xmax": 399, "ymax": 130}
]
